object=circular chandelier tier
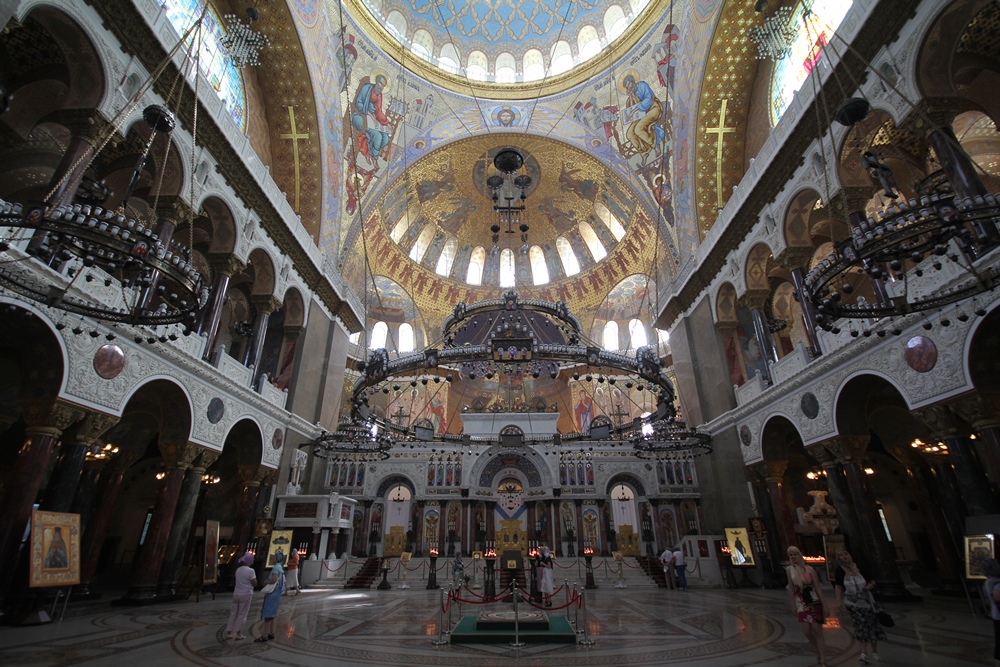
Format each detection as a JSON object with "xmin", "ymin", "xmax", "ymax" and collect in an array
[
  {"xmin": 630, "ymin": 418, "xmax": 713, "ymax": 459},
  {"xmin": 348, "ymin": 291, "xmax": 694, "ymax": 450},
  {"xmin": 313, "ymin": 422, "xmax": 393, "ymax": 461},
  {"xmin": 805, "ymin": 191, "xmax": 1000, "ymax": 323},
  {"xmin": 0, "ymin": 198, "xmax": 207, "ymax": 326}
]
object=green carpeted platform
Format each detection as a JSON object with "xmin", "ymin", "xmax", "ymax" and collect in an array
[{"xmin": 449, "ymin": 614, "xmax": 578, "ymax": 644}]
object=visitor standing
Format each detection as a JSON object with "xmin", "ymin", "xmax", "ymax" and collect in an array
[
  {"xmin": 672, "ymin": 545, "xmax": 687, "ymax": 590},
  {"xmin": 538, "ymin": 545, "xmax": 554, "ymax": 606},
  {"xmin": 285, "ymin": 548, "xmax": 300, "ymax": 595},
  {"xmin": 225, "ymin": 552, "xmax": 256, "ymax": 640},
  {"xmin": 787, "ymin": 546, "xmax": 828, "ymax": 667},
  {"xmin": 255, "ymin": 552, "xmax": 285, "ymax": 643},
  {"xmin": 833, "ymin": 548, "xmax": 885, "ymax": 663},
  {"xmin": 982, "ymin": 558, "xmax": 1000, "ymax": 667},
  {"xmin": 659, "ymin": 547, "xmax": 674, "ymax": 589}
]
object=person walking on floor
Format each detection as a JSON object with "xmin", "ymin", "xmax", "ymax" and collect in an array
[
  {"xmin": 834, "ymin": 548, "xmax": 885, "ymax": 663},
  {"xmin": 255, "ymin": 552, "xmax": 285, "ymax": 643},
  {"xmin": 787, "ymin": 545, "xmax": 829, "ymax": 667},
  {"xmin": 538, "ymin": 545, "xmax": 555, "ymax": 607},
  {"xmin": 225, "ymin": 552, "xmax": 256, "ymax": 640},
  {"xmin": 284, "ymin": 548, "xmax": 301, "ymax": 595}
]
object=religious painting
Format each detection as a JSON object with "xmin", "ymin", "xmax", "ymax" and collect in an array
[
  {"xmin": 724, "ymin": 527, "xmax": 754, "ymax": 567},
  {"xmin": 254, "ymin": 517, "xmax": 273, "ymax": 539},
  {"xmin": 965, "ymin": 534, "xmax": 995, "ymax": 580},
  {"xmin": 29, "ymin": 511, "xmax": 79, "ymax": 588},
  {"xmin": 267, "ymin": 530, "xmax": 293, "ymax": 568},
  {"xmin": 203, "ymin": 519, "xmax": 220, "ymax": 585}
]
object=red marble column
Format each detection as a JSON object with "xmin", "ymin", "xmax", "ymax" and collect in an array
[
  {"xmin": 230, "ymin": 467, "xmax": 263, "ymax": 555},
  {"xmin": 0, "ymin": 402, "xmax": 82, "ymax": 608},
  {"xmin": 485, "ymin": 501, "xmax": 496, "ymax": 547},
  {"xmin": 45, "ymin": 131, "xmax": 99, "ymax": 209},
  {"xmin": 198, "ymin": 257, "xmax": 244, "ymax": 359},
  {"xmin": 905, "ymin": 456, "xmax": 963, "ymax": 582},
  {"xmin": 76, "ymin": 451, "xmax": 141, "ymax": 596},
  {"xmin": 461, "ymin": 500, "xmax": 470, "ymax": 555},
  {"xmin": 526, "ymin": 502, "xmax": 537, "ymax": 549},
  {"xmin": 575, "ymin": 500, "xmax": 585, "ymax": 555},
  {"xmin": 759, "ymin": 462, "xmax": 798, "ymax": 555},
  {"xmin": 121, "ymin": 464, "xmax": 187, "ymax": 602}
]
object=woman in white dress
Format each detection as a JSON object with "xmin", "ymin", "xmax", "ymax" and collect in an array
[{"xmin": 538, "ymin": 546, "xmax": 554, "ymax": 607}]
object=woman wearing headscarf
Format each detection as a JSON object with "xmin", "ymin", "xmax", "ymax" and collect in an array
[
  {"xmin": 254, "ymin": 552, "xmax": 285, "ymax": 643},
  {"xmin": 833, "ymin": 548, "xmax": 885, "ymax": 663},
  {"xmin": 982, "ymin": 558, "xmax": 1000, "ymax": 666},
  {"xmin": 787, "ymin": 546, "xmax": 829, "ymax": 667},
  {"xmin": 225, "ymin": 552, "xmax": 256, "ymax": 640},
  {"xmin": 537, "ymin": 546, "xmax": 554, "ymax": 607}
]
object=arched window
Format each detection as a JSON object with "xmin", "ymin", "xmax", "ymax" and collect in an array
[
  {"xmin": 529, "ymin": 245, "xmax": 549, "ymax": 285},
  {"xmin": 556, "ymin": 236, "xmax": 580, "ymax": 276},
  {"xmin": 578, "ymin": 26, "xmax": 601, "ymax": 62},
  {"xmin": 550, "ymin": 41, "xmax": 573, "ymax": 75},
  {"xmin": 439, "ymin": 43, "xmax": 460, "ymax": 73},
  {"xmin": 467, "ymin": 51, "xmax": 488, "ymax": 80},
  {"xmin": 411, "ymin": 29, "xmax": 433, "ymax": 60},
  {"xmin": 499, "ymin": 248, "xmax": 516, "ymax": 287},
  {"xmin": 656, "ymin": 328, "xmax": 670, "ymax": 347},
  {"xmin": 594, "ymin": 202, "xmax": 627, "ymax": 240},
  {"xmin": 398, "ymin": 323, "xmax": 415, "ymax": 352},
  {"xmin": 163, "ymin": 0, "xmax": 247, "ymax": 130},
  {"xmin": 579, "ymin": 222, "xmax": 607, "ymax": 261},
  {"xmin": 370, "ymin": 321, "xmax": 388, "ymax": 349},
  {"xmin": 603, "ymin": 320, "xmax": 619, "ymax": 349},
  {"xmin": 409, "ymin": 225, "xmax": 435, "ymax": 262},
  {"xmin": 523, "ymin": 49, "xmax": 545, "ymax": 81},
  {"xmin": 467, "ymin": 246, "xmax": 486, "ymax": 285},
  {"xmin": 496, "ymin": 53, "xmax": 517, "ymax": 82},
  {"xmin": 349, "ymin": 331, "xmax": 361, "ymax": 344},
  {"xmin": 435, "ymin": 237, "xmax": 457, "ymax": 276},
  {"xmin": 629, "ymin": 0, "xmax": 650, "ymax": 13},
  {"xmin": 628, "ymin": 319, "xmax": 648, "ymax": 349},
  {"xmin": 604, "ymin": 5, "xmax": 628, "ymax": 41},
  {"xmin": 390, "ymin": 214, "xmax": 411, "ymax": 243},
  {"xmin": 386, "ymin": 11, "xmax": 407, "ymax": 39}
]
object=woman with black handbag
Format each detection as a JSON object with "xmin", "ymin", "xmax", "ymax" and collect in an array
[{"xmin": 834, "ymin": 548, "xmax": 886, "ymax": 663}]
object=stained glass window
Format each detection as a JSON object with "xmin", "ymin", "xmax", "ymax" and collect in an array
[{"xmin": 162, "ymin": 0, "xmax": 247, "ymax": 131}]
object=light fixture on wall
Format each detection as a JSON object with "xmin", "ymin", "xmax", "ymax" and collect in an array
[
  {"xmin": 0, "ymin": 19, "xmax": 209, "ymax": 335},
  {"xmin": 220, "ymin": 6, "xmax": 270, "ymax": 68},
  {"xmin": 486, "ymin": 148, "xmax": 532, "ymax": 255}
]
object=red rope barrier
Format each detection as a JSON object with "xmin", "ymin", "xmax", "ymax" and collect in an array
[
  {"xmin": 537, "ymin": 584, "xmax": 565, "ymax": 599},
  {"xmin": 553, "ymin": 560, "xmax": 576, "ymax": 569},
  {"xmin": 620, "ymin": 559, "xmax": 642, "ymax": 569},
  {"xmin": 320, "ymin": 560, "xmax": 348, "ymax": 573},
  {"xmin": 403, "ymin": 561, "xmax": 424, "ymax": 572},
  {"xmin": 460, "ymin": 580, "xmax": 513, "ymax": 599},
  {"xmin": 521, "ymin": 592, "xmax": 581, "ymax": 612}
]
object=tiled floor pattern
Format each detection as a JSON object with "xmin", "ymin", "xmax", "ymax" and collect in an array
[{"xmin": 0, "ymin": 586, "xmax": 993, "ymax": 666}]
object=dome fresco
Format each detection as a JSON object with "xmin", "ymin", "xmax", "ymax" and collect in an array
[{"xmin": 347, "ymin": 0, "xmax": 658, "ymax": 96}]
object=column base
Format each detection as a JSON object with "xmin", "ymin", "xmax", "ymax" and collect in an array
[
  {"xmin": 874, "ymin": 582, "xmax": 922, "ymax": 603},
  {"xmin": 114, "ymin": 586, "xmax": 161, "ymax": 606}
]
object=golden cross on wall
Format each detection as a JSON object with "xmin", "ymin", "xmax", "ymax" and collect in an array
[
  {"xmin": 280, "ymin": 106, "xmax": 309, "ymax": 213},
  {"xmin": 704, "ymin": 98, "xmax": 735, "ymax": 210}
]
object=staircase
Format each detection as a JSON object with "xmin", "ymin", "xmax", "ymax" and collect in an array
[
  {"xmin": 344, "ymin": 557, "xmax": 382, "ymax": 589},
  {"xmin": 637, "ymin": 555, "xmax": 669, "ymax": 588},
  {"xmin": 498, "ymin": 567, "xmax": 528, "ymax": 599}
]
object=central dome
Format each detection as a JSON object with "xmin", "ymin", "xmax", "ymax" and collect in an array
[
  {"xmin": 378, "ymin": 134, "xmax": 637, "ymax": 287},
  {"xmin": 347, "ymin": 0, "xmax": 660, "ymax": 98}
]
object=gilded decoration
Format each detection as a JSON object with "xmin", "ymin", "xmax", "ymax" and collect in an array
[{"xmin": 694, "ymin": 0, "xmax": 757, "ymax": 239}]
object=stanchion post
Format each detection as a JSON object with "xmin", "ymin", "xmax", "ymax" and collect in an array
[
  {"xmin": 564, "ymin": 579, "xmax": 571, "ymax": 620},
  {"xmin": 432, "ymin": 588, "xmax": 449, "ymax": 646},
  {"xmin": 509, "ymin": 582, "xmax": 525, "ymax": 648},
  {"xmin": 577, "ymin": 589, "xmax": 596, "ymax": 646},
  {"xmin": 615, "ymin": 561, "xmax": 627, "ymax": 589},
  {"xmin": 604, "ymin": 558, "xmax": 610, "ymax": 582},
  {"xmin": 445, "ymin": 584, "xmax": 453, "ymax": 635}
]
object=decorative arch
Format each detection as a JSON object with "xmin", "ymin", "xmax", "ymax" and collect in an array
[
  {"xmin": 198, "ymin": 195, "xmax": 239, "ymax": 255},
  {"xmin": 376, "ymin": 474, "xmax": 417, "ymax": 498},
  {"xmin": 743, "ymin": 243, "xmax": 774, "ymax": 293},
  {"xmin": 605, "ymin": 473, "xmax": 645, "ymax": 497},
  {"xmin": 966, "ymin": 302, "xmax": 1000, "ymax": 390},
  {"xmin": 221, "ymin": 417, "xmax": 264, "ymax": 466},
  {"xmin": 246, "ymin": 247, "xmax": 277, "ymax": 297},
  {"xmin": 476, "ymin": 450, "xmax": 544, "ymax": 489},
  {"xmin": 759, "ymin": 414, "xmax": 805, "ymax": 462},
  {"xmin": 715, "ymin": 282, "xmax": 738, "ymax": 325},
  {"xmin": 782, "ymin": 189, "xmax": 823, "ymax": 249}
]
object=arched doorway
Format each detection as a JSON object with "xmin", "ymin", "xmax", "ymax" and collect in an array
[
  {"xmin": 383, "ymin": 483, "xmax": 411, "ymax": 556},
  {"xmin": 610, "ymin": 483, "xmax": 638, "ymax": 556}
]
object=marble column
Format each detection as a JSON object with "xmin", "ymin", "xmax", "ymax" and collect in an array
[
  {"xmin": 198, "ymin": 256, "xmax": 245, "ymax": 359},
  {"xmin": 43, "ymin": 111, "xmax": 107, "ymax": 209},
  {"xmin": 485, "ymin": 501, "xmax": 496, "ymax": 549},
  {"xmin": 810, "ymin": 445, "xmax": 868, "ymax": 567},
  {"xmin": 741, "ymin": 292, "xmax": 777, "ymax": 382},
  {"xmin": 120, "ymin": 443, "xmax": 199, "ymax": 602},
  {"xmin": 915, "ymin": 404, "xmax": 1000, "ymax": 516},
  {"xmin": 461, "ymin": 500, "xmax": 470, "ymax": 555},
  {"xmin": 950, "ymin": 392, "xmax": 1000, "ymax": 487},
  {"xmin": 903, "ymin": 453, "xmax": 964, "ymax": 584},
  {"xmin": 526, "ymin": 502, "xmax": 537, "ymax": 549},
  {"xmin": 43, "ymin": 412, "xmax": 119, "ymax": 514},
  {"xmin": 230, "ymin": 466, "xmax": 263, "ymax": 557},
  {"xmin": 413, "ymin": 501, "xmax": 425, "ymax": 557},
  {"xmin": 76, "ymin": 450, "xmax": 141, "ymax": 596},
  {"xmin": 575, "ymin": 500, "xmax": 585, "ymax": 555},
  {"xmin": 245, "ymin": 296, "xmax": 281, "ymax": 371},
  {"xmin": 0, "ymin": 401, "xmax": 82, "ymax": 610},
  {"xmin": 777, "ymin": 246, "xmax": 823, "ymax": 356},
  {"xmin": 826, "ymin": 436, "xmax": 909, "ymax": 599},
  {"xmin": 754, "ymin": 461, "xmax": 798, "ymax": 555},
  {"xmin": 157, "ymin": 449, "xmax": 218, "ymax": 597}
]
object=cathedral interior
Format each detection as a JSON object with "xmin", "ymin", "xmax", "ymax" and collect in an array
[{"xmin": 0, "ymin": 0, "xmax": 999, "ymax": 665}]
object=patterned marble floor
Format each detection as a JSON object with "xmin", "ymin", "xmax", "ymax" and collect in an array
[{"xmin": 0, "ymin": 585, "xmax": 993, "ymax": 666}]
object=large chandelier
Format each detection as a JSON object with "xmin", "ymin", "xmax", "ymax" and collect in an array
[
  {"xmin": 630, "ymin": 418, "xmax": 712, "ymax": 459},
  {"xmin": 0, "ymin": 26, "xmax": 209, "ymax": 333},
  {"xmin": 748, "ymin": 2, "xmax": 796, "ymax": 61},
  {"xmin": 313, "ymin": 421, "xmax": 393, "ymax": 461},
  {"xmin": 486, "ymin": 148, "xmax": 532, "ymax": 255},
  {"xmin": 219, "ymin": 7, "xmax": 270, "ymax": 69}
]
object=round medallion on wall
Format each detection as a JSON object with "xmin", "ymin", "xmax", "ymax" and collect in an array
[
  {"xmin": 206, "ymin": 397, "xmax": 225, "ymax": 424},
  {"xmin": 800, "ymin": 392, "xmax": 820, "ymax": 419},
  {"xmin": 904, "ymin": 335, "xmax": 937, "ymax": 373},
  {"xmin": 739, "ymin": 424, "xmax": 752, "ymax": 447},
  {"xmin": 272, "ymin": 428, "xmax": 284, "ymax": 450},
  {"xmin": 93, "ymin": 344, "xmax": 125, "ymax": 379}
]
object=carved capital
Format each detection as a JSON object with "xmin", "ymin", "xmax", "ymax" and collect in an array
[
  {"xmin": 822, "ymin": 435, "xmax": 869, "ymax": 465},
  {"xmin": 154, "ymin": 195, "xmax": 196, "ymax": 227},
  {"xmin": 899, "ymin": 97, "xmax": 977, "ymax": 138},
  {"xmin": 258, "ymin": 467, "xmax": 277, "ymax": 487},
  {"xmin": 251, "ymin": 294, "xmax": 282, "ymax": 314},
  {"xmin": 950, "ymin": 392, "xmax": 1000, "ymax": 431},
  {"xmin": 912, "ymin": 404, "xmax": 965, "ymax": 440},
  {"xmin": 806, "ymin": 443, "xmax": 838, "ymax": 468},
  {"xmin": 68, "ymin": 411, "xmax": 120, "ymax": 448},
  {"xmin": 208, "ymin": 254, "xmax": 246, "ymax": 277},
  {"xmin": 836, "ymin": 186, "xmax": 877, "ymax": 215},
  {"xmin": 775, "ymin": 246, "xmax": 814, "ymax": 271},
  {"xmin": 19, "ymin": 400, "xmax": 84, "ymax": 438},
  {"xmin": 196, "ymin": 449, "xmax": 220, "ymax": 471},
  {"xmin": 739, "ymin": 290, "xmax": 769, "ymax": 311},
  {"xmin": 160, "ymin": 440, "xmax": 200, "ymax": 469},
  {"xmin": 753, "ymin": 460, "xmax": 788, "ymax": 482},
  {"xmin": 238, "ymin": 465, "xmax": 261, "ymax": 487}
]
